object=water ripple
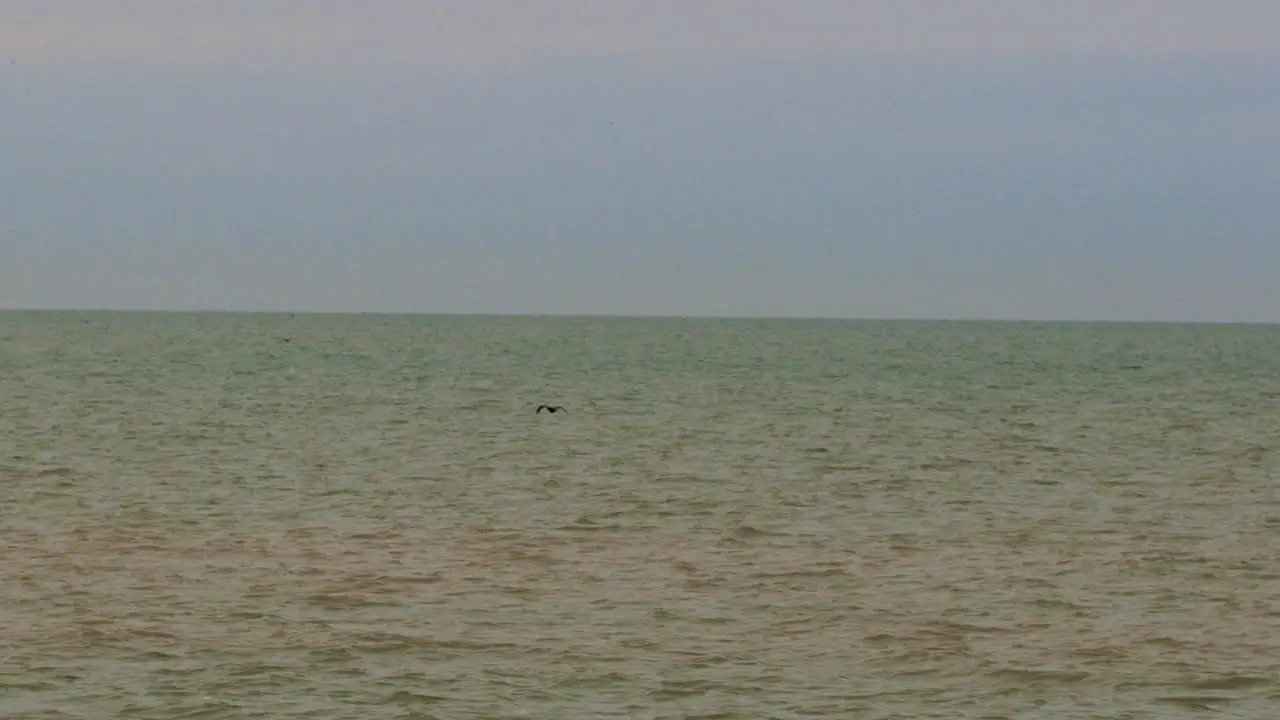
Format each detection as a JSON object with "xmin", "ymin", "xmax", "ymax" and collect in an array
[{"xmin": 2, "ymin": 313, "xmax": 1279, "ymax": 718}]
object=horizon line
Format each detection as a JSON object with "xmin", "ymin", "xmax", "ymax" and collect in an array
[{"xmin": 0, "ymin": 306, "xmax": 1275, "ymax": 326}]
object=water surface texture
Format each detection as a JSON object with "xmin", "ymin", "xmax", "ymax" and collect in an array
[{"xmin": 3, "ymin": 312, "xmax": 1279, "ymax": 718}]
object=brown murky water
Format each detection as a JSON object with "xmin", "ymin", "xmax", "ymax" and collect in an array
[{"xmin": 3, "ymin": 312, "xmax": 1279, "ymax": 718}]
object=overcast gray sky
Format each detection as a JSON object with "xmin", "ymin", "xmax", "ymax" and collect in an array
[{"xmin": 2, "ymin": 1, "xmax": 1277, "ymax": 320}]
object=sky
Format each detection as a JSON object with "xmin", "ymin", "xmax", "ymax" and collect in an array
[{"xmin": 1, "ymin": 1, "xmax": 1278, "ymax": 321}]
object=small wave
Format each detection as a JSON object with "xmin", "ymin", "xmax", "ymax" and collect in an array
[
  {"xmin": 1155, "ymin": 695, "xmax": 1235, "ymax": 710},
  {"xmin": 987, "ymin": 667, "xmax": 1089, "ymax": 683},
  {"xmin": 1184, "ymin": 675, "xmax": 1273, "ymax": 691},
  {"xmin": 748, "ymin": 567, "xmax": 846, "ymax": 579},
  {"xmin": 304, "ymin": 592, "xmax": 401, "ymax": 609},
  {"xmin": 386, "ymin": 690, "xmax": 450, "ymax": 705},
  {"xmin": 559, "ymin": 515, "xmax": 616, "ymax": 531},
  {"xmin": 725, "ymin": 524, "xmax": 781, "ymax": 539}
]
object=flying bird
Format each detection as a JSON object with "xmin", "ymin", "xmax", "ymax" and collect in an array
[{"xmin": 536, "ymin": 405, "xmax": 566, "ymax": 414}]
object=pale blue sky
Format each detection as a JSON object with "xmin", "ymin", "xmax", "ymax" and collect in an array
[{"xmin": 2, "ymin": 1, "xmax": 1278, "ymax": 320}]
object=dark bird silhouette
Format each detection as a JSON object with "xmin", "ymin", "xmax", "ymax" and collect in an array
[{"xmin": 536, "ymin": 405, "xmax": 566, "ymax": 414}]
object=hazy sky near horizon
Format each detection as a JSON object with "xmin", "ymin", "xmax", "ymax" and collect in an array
[{"xmin": 2, "ymin": 1, "xmax": 1278, "ymax": 320}]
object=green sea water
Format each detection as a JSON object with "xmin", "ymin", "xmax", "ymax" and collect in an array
[{"xmin": 2, "ymin": 311, "xmax": 1279, "ymax": 718}]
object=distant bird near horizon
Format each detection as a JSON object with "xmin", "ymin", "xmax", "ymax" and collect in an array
[{"xmin": 536, "ymin": 405, "xmax": 566, "ymax": 414}]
